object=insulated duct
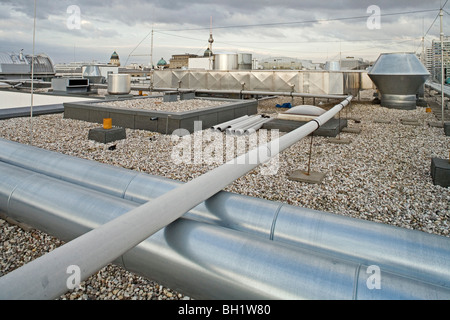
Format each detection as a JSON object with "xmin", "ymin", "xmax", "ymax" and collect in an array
[
  {"xmin": 0, "ymin": 96, "xmax": 354, "ymax": 299},
  {"xmin": 0, "ymin": 136, "xmax": 450, "ymax": 290},
  {"xmin": 0, "ymin": 162, "xmax": 449, "ymax": 300}
]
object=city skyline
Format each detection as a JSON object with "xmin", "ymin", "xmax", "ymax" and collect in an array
[{"xmin": 0, "ymin": 1, "xmax": 448, "ymax": 65}]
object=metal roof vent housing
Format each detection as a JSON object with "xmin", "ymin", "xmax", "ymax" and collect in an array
[{"xmin": 368, "ymin": 53, "xmax": 430, "ymax": 110}]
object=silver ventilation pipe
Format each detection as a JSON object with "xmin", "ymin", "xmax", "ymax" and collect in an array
[
  {"xmin": 1, "ymin": 117, "xmax": 450, "ymax": 290},
  {"xmin": 0, "ymin": 97, "xmax": 353, "ymax": 299},
  {"xmin": 153, "ymin": 87, "xmax": 348, "ymax": 100},
  {"xmin": 0, "ymin": 161, "xmax": 449, "ymax": 300}
]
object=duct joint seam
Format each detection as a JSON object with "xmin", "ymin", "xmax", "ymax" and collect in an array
[
  {"xmin": 5, "ymin": 171, "xmax": 39, "ymax": 215},
  {"xmin": 352, "ymin": 263, "xmax": 362, "ymax": 300},
  {"xmin": 269, "ymin": 204, "xmax": 285, "ymax": 240},
  {"xmin": 121, "ymin": 172, "xmax": 140, "ymax": 199},
  {"xmin": 311, "ymin": 119, "xmax": 321, "ymax": 129}
]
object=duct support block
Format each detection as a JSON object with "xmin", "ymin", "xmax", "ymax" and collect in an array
[
  {"xmin": 262, "ymin": 118, "xmax": 347, "ymax": 137},
  {"xmin": 180, "ymin": 91, "xmax": 196, "ymax": 100},
  {"xmin": 444, "ymin": 122, "xmax": 450, "ymax": 136},
  {"xmin": 343, "ymin": 116, "xmax": 361, "ymax": 123},
  {"xmin": 401, "ymin": 119, "xmax": 420, "ymax": 127},
  {"xmin": 88, "ymin": 127, "xmax": 126, "ymax": 144},
  {"xmin": 341, "ymin": 127, "xmax": 361, "ymax": 134},
  {"xmin": 431, "ymin": 158, "xmax": 450, "ymax": 188},
  {"xmin": 163, "ymin": 91, "xmax": 178, "ymax": 102},
  {"xmin": 288, "ymin": 170, "xmax": 326, "ymax": 184},
  {"xmin": 428, "ymin": 121, "xmax": 444, "ymax": 128},
  {"xmin": 374, "ymin": 119, "xmax": 391, "ymax": 124},
  {"xmin": 328, "ymin": 137, "xmax": 352, "ymax": 144}
]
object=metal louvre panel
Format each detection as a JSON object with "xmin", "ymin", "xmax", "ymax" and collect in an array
[
  {"xmin": 273, "ymin": 71, "xmax": 299, "ymax": 92},
  {"xmin": 221, "ymin": 71, "xmax": 244, "ymax": 90},
  {"xmin": 189, "ymin": 71, "xmax": 207, "ymax": 90},
  {"xmin": 207, "ymin": 71, "xmax": 226, "ymax": 90},
  {"xmin": 328, "ymin": 72, "xmax": 344, "ymax": 94},
  {"xmin": 343, "ymin": 71, "xmax": 361, "ymax": 96},
  {"xmin": 249, "ymin": 71, "xmax": 274, "ymax": 91},
  {"xmin": 362, "ymin": 71, "xmax": 376, "ymax": 90},
  {"xmin": 152, "ymin": 70, "xmax": 372, "ymax": 95},
  {"xmin": 308, "ymin": 72, "xmax": 327, "ymax": 95},
  {"xmin": 153, "ymin": 70, "xmax": 172, "ymax": 88},
  {"xmin": 171, "ymin": 70, "xmax": 190, "ymax": 88},
  {"xmin": 229, "ymin": 71, "xmax": 251, "ymax": 90}
]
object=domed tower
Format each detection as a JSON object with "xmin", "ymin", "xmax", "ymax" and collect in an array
[
  {"xmin": 110, "ymin": 51, "xmax": 121, "ymax": 66},
  {"xmin": 157, "ymin": 57, "xmax": 167, "ymax": 69},
  {"xmin": 206, "ymin": 16, "xmax": 214, "ymax": 57}
]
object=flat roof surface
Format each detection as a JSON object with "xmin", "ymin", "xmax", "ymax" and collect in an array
[{"xmin": 0, "ymin": 90, "xmax": 95, "ymax": 110}]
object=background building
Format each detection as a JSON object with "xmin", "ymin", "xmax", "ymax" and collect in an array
[
  {"xmin": 169, "ymin": 54, "xmax": 199, "ymax": 69},
  {"xmin": 0, "ymin": 50, "xmax": 55, "ymax": 80},
  {"xmin": 429, "ymin": 37, "xmax": 450, "ymax": 82},
  {"xmin": 109, "ymin": 51, "xmax": 121, "ymax": 67}
]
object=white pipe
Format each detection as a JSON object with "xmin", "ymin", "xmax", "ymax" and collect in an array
[
  {"xmin": 226, "ymin": 115, "xmax": 264, "ymax": 135},
  {"xmin": 244, "ymin": 117, "xmax": 273, "ymax": 135},
  {"xmin": 228, "ymin": 115, "xmax": 263, "ymax": 130},
  {"xmin": 211, "ymin": 115, "xmax": 249, "ymax": 131},
  {"xmin": 0, "ymin": 96, "xmax": 353, "ymax": 300}
]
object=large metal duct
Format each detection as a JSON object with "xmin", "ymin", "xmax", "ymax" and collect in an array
[
  {"xmin": 238, "ymin": 53, "xmax": 252, "ymax": 70},
  {"xmin": 0, "ymin": 97, "xmax": 353, "ymax": 299},
  {"xmin": 368, "ymin": 53, "xmax": 430, "ymax": 110},
  {"xmin": 107, "ymin": 74, "xmax": 131, "ymax": 95},
  {"xmin": 1, "ymin": 161, "xmax": 449, "ymax": 300},
  {"xmin": 1, "ymin": 137, "xmax": 450, "ymax": 290},
  {"xmin": 214, "ymin": 53, "xmax": 239, "ymax": 70}
]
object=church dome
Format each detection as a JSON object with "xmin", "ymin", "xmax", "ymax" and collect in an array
[
  {"xmin": 204, "ymin": 48, "xmax": 213, "ymax": 57},
  {"xmin": 111, "ymin": 51, "xmax": 119, "ymax": 60},
  {"xmin": 157, "ymin": 57, "xmax": 167, "ymax": 66}
]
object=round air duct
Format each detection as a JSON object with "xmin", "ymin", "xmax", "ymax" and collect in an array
[
  {"xmin": 368, "ymin": 53, "xmax": 430, "ymax": 110},
  {"xmin": 214, "ymin": 52, "xmax": 238, "ymax": 70},
  {"xmin": 107, "ymin": 74, "xmax": 131, "ymax": 95}
]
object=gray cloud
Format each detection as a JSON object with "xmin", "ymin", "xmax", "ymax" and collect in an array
[{"xmin": 0, "ymin": 0, "xmax": 447, "ymax": 64}]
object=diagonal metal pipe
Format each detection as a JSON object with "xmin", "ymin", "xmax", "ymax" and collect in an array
[
  {"xmin": 0, "ymin": 161, "xmax": 449, "ymax": 300},
  {"xmin": 0, "ymin": 96, "xmax": 353, "ymax": 299}
]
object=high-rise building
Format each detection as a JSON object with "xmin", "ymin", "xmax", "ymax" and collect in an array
[
  {"xmin": 430, "ymin": 37, "xmax": 450, "ymax": 81},
  {"xmin": 423, "ymin": 47, "xmax": 433, "ymax": 74}
]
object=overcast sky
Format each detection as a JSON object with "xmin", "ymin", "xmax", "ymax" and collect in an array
[{"xmin": 0, "ymin": 0, "xmax": 449, "ymax": 66}]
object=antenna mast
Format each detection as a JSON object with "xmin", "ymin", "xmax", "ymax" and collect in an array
[{"xmin": 209, "ymin": 16, "xmax": 214, "ymax": 69}]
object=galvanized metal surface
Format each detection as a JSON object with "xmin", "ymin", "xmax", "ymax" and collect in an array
[
  {"xmin": 0, "ymin": 97, "xmax": 352, "ymax": 299},
  {"xmin": 1, "ymin": 112, "xmax": 450, "ymax": 290},
  {"xmin": 368, "ymin": 53, "xmax": 430, "ymax": 109},
  {"xmin": 214, "ymin": 53, "xmax": 239, "ymax": 71},
  {"xmin": 152, "ymin": 70, "xmax": 373, "ymax": 95},
  {"xmin": 107, "ymin": 74, "xmax": 131, "ymax": 95},
  {"xmin": 1, "ymin": 161, "xmax": 449, "ymax": 300}
]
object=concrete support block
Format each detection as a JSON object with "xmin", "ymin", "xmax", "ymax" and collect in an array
[
  {"xmin": 444, "ymin": 122, "xmax": 450, "ymax": 136},
  {"xmin": 288, "ymin": 170, "xmax": 326, "ymax": 184},
  {"xmin": 88, "ymin": 127, "xmax": 126, "ymax": 144},
  {"xmin": 163, "ymin": 91, "xmax": 178, "ymax": 102},
  {"xmin": 431, "ymin": 158, "xmax": 450, "ymax": 188},
  {"xmin": 341, "ymin": 127, "xmax": 361, "ymax": 134},
  {"xmin": 180, "ymin": 92, "xmax": 196, "ymax": 100},
  {"xmin": 328, "ymin": 138, "xmax": 352, "ymax": 144}
]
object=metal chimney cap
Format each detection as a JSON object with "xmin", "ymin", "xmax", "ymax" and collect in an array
[{"xmin": 368, "ymin": 52, "xmax": 430, "ymax": 76}]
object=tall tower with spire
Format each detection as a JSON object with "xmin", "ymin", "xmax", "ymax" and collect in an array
[
  {"xmin": 208, "ymin": 16, "xmax": 214, "ymax": 53},
  {"xmin": 208, "ymin": 16, "xmax": 214, "ymax": 69}
]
